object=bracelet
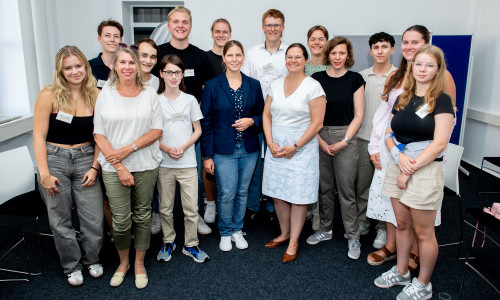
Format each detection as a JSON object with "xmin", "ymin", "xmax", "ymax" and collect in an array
[
  {"xmin": 91, "ymin": 166, "xmax": 99, "ymax": 172},
  {"xmin": 201, "ymin": 156, "xmax": 212, "ymax": 161},
  {"xmin": 116, "ymin": 167, "xmax": 122, "ymax": 171},
  {"xmin": 40, "ymin": 175, "xmax": 50, "ymax": 185}
]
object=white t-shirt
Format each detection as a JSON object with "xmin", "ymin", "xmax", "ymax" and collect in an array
[
  {"xmin": 269, "ymin": 77, "xmax": 325, "ymax": 126},
  {"xmin": 145, "ymin": 74, "xmax": 160, "ymax": 92},
  {"xmin": 159, "ymin": 92, "xmax": 203, "ymax": 168},
  {"xmin": 94, "ymin": 85, "xmax": 163, "ymax": 172}
]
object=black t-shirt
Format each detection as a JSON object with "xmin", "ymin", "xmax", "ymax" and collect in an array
[
  {"xmin": 153, "ymin": 43, "xmax": 217, "ymax": 102},
  {"xmin": 391, "ymin": 93, "xmax": 454, "ymax": 144},
  {"xmin": 207, "ymin": 50, "xmax": 224, "ymax": 76},
  {"xmin": 312, "ymin": 70, "xmax": 365, "ymax": 126},
  {"xmin": 88, "ymin": 53, "xmax": 111, "ymax": 89}
]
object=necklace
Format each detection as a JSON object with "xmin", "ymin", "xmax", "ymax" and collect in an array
[
  {"xmin": 413, "ymin": 95, "xmax": 424, "ymax": 106},
  {"xmin": 71, "ymin": 94, "xmax": 81, "ymax": 102}
]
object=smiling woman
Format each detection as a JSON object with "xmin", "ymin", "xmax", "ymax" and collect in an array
[{"xmin": 93, "ymin": 45, "xmax": 163, "ymax": 289}]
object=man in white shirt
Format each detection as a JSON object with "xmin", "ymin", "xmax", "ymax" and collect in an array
[
  {"xmin": 241, "ymin": 9, "xmax": 288, "ymax": 223},
  {"xmin": 357, "ymin": 32, "xmax": 397, "ymax": 249}
]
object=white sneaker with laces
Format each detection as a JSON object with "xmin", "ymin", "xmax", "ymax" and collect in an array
[
  {"xmin": 373, "ymin": 228, "xmax": 387, "ymax": 249},
  {"xmin": 231, "ymin": 231, "xmax": 248, "ymax": 249},
  {"xmin": 396, "ymin": 277, "xmax": 432, "ymax": 300},
  {"xmin": 219, "ymin": 236, "xmax": 232, "ymax": 251},
  {"xmin": 151, "ymin": 212, "xmax": 161, "ymax": 234},
  {"xmin": 197, "ymin": 215, "xmax": 212, "ymax": 235},
  {"xmin": 67, "ymin": 270, "xmax": 84, "ymax": 287},
  {"xmin": 88, "ymin": 263, "xmax": 103, "ymax": 279},
  {"xmin": 204, "ymin": 202, "xmax": 216, "ymax": 223},
  {"xmin": 347, "ymin": 239, "xmax": 361, "ymax": 260}
]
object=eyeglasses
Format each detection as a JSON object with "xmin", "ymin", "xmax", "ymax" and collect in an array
[
  {"xmin": 286, "ymin": 55, "xmax": 304, "ymax": 60},
  {"xmin": 263, "ymin": 24, "xmax": 283, "ymax": 30},
  {"xmin": 412, "ymin": 62, "xmax": 438, "ymax": 70},
  {"xmin": 161, "ymin": 70, "xmax": 183, "ymax": 77},
  {"xmin": 118, "ymin": 43, "xmax": 138, "ymax": 51}
]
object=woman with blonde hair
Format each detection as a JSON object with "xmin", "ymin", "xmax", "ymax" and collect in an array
[
  {"xmin": 374, "ymin": 45, "xmax": 455, "ymax": 300},
  {"xmin": 94, "ymin": 45, "xmax": 162, "ymax": 289},
  {"xmin": 33, "ymin": 45, "xmax": 104, "ymax": 287}
]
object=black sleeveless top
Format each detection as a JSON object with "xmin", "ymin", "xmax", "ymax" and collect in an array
[{"xmin": 46, "ymin": 113, "xmax": 94, "ymax": 144}]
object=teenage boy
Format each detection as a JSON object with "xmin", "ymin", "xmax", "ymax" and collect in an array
[
  {"xmin": 305, "ymin": 25, "xmax": 330, "ymax": 76},
  {"xmin": 135, "ymin": 38, "xmax": 159, "ymax": 91},
  {"xmin": 357, "ymin": 32, "xmax": 397, "ymax": 249},
  {"xmin": 241, "ymin": 9, "xmax": 288, "ymax": 223},
  {"xmin": 202, "ymin": 18, "xmax": 232, "ymax": 225},
  {"xmin": 89, "ymin": 19, "xmax": 123, "ymax": 89},
  {"xmin": 153, "ymin": 6, "xmax": 216, "ymax": 235}
]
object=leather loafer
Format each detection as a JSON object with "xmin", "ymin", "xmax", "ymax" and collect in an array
[
  {"xmin": 283, "ymin": 250, "xmax": 298, "ymax": 263},
  {"xmin": 110, "ymin": 265, "xmax": 129, "ymax": 287},
  {"xmin": 135, "ymin": 271, "xmax": 148, "ymax": 289},
  {"xmin": 265, "ymin": 238, "xmax": 289, "ymax": 248}
]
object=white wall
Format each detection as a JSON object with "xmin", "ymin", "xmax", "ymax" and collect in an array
[{"xmin": 461, "ymin": 0, "xmax": 500, "ymax": 170}]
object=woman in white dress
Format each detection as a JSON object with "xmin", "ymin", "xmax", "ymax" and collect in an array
[{"xmin": 262, "ymin": 43, "xmax": 326, "ymax": 263}]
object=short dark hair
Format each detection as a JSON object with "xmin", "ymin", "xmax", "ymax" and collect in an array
[
  {"xmin": 368, "ymin": 32, "xmax": 395, "ymax": 48},
  {"xmin": 135, "ymin": 38, "xmax": 158, "ymax": 50},
  {"xmin": 323, "ymin": 36, "xmax": 355, "ymax": 68},
  {"xmin": 97, "ymin": 19, "xmax": 124, "ymax": 38}
]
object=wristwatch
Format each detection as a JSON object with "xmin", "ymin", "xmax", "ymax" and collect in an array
[
  {"xmin": 294, "ymin": 143, "xmax": 302, "ymax": 152},
  {"xmin": 344, "ymin": 137, "xmax": 351, "ymax": 145},
  {"xmin": 132, "ymin": 143, "xmax": 138, "ymax": 151}
]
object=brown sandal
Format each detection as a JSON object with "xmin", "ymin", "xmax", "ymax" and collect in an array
[
  {"xmin": 408, "ymin": 252, "xmax": 420, "ymax": 272},
  {"xmin": 367, "ymin": 246, "xmax": 397, "ymax": 266}
]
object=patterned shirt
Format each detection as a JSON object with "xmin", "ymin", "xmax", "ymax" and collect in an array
[{"xmin": 231, "ymin": 85, "xmax": 244, "ymax": 141}]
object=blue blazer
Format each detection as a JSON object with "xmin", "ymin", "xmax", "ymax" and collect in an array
[{"xmin": 200, "ymin": 72, "xmax": 264, "ymax": 157}]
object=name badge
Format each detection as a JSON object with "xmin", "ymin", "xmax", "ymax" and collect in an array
[
  {"xmin": 262, "ymin": 63, "xmax": 274, "ymax": 72},
  {"xmin": 56, "ymin": 111, "xmax": 73, "ymax": 124},
  {"xmin": 171, "ymin": 113, "xmax": 184, "ymax": 121},
  {"xmin": 415, "ymin": 103, "xmax": 430, "ymax": 119},
  {"xmin": 97, "ymin": 79, "xmax": 107, "ymax": 88},
  {"xmin": 185, "ymin": 69, "xmax": 195, "ymax": 77}
]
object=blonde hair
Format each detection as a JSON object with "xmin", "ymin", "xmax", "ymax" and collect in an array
[
  {"xmin": 395, "ymin": 45, "xmax": 447, "ymax": 113},
  {"xmin": 167, "ymin": 6, "xmax": 192, "ymax": 23},
  {"xmin": 50, "ymin": 46, "xmax": 96, "ymax": 111},
  {"xmin": 107, "ymin": 47, "xmax": 145, "ymax": 90}
]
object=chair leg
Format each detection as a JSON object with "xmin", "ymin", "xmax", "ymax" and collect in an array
[
  {"xmin": 35, "ymin": 217, "xmax": 44, "ymax": 274},
  {"xmin": 22, "ymin": 230, "xmax": 31, "ymax": 282},
  {"xmin": 459, "ymin": 251, "xmax": 469, "ymax": 299},
  {"xmin": 457, "ymin": 195, "xmax": 464, "ymax": 260},
  {"xmin": 477, "ymin": 158, "xmax": 485, "ymax": 194}
]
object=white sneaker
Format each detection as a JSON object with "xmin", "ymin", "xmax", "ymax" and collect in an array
[
  {"xmin": 151, "ymin": 212, "xmax": 161, "ymax": 235},
  {"xmin": 348, "ymin": 239, "xmax": 361, "ymax": 260},
  {"xmin": 204, "ymin": 202, "xmax": 216, "ymax": 223},
  {"xmin": 67, "ymin": 270, "xmax": 84, "ymax": 287},
  {"xmin": 197, "ymin": 215, "xmax": 212, "ymax": 235},
  {"xmin": 373, "ymin": 228, "xmax": 387, "ymax": 249},
  {"xmin": 88, "ymin": 263, "xmax": 103, "ymax": 279},
  {"xmin": 219, "ymin": 236, "xmax": 232, "ymax": 251},
  {"xmin": 231, "ymin": 231, "xmax": 248, "ymax": 249}
]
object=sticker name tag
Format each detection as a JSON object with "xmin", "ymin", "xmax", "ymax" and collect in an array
[
  {"xmin": 171, "ymin": 113, "xmax": 184, "ymax": 121},
  {"xmin": 184, "ymin": 69, "xmax": 195, "ymax": 77},
  {"xmin": 415, "ymin": 103, "xmax": 430, "ymax": 119},
  {"xmin": 56, "ymin": 111, "xmax": 73, "ymax": 124},
  {"xmin": 262, "ymin": 63, "xmax": 274, "ymax": 72},
  {"xmin": 97, "ymin": 79, "xmax": 107, "ymax": 88}
]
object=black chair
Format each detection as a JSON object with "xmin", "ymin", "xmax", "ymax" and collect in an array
[
  {"xmin": 477, "ymin": 157, "xmax": 500, "ymax": 194},
  {"xmin": 459, "ymin": 208, "xmax": 500, "ymax": 298},
  {"xmin": 0, "ymin": 224, "xmax": 31, "ymax": 282}
]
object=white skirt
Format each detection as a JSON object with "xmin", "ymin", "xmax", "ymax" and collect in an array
[{"xmin": 262, "ymin": 124, "xmax": 318, "ymax": 205}]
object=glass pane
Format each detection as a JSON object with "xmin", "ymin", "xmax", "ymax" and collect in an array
[{"xmin": 133, "ymin": 7, "xmax": 171, "ymax": 23}]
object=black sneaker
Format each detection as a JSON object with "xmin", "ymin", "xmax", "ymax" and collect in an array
[{"xmin": 245, "ymin": 209, "xmax": 259, "ymax": 224}]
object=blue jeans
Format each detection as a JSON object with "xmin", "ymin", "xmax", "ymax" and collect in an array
[
  {"xmin": 213, "ymin": 142, "xmax": 259, "ymax": 236},
  {"xmin": 247, "ymin": 133, "xmax": 274, "ymax": 212},
  {"xmin": 38, "ymin": 143, "xmax": 104, "ymax": 274}
]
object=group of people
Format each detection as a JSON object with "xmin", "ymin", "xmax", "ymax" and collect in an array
[{"xmin": 33, "ymin": 5, "xmax": 456, "ymax": 299}]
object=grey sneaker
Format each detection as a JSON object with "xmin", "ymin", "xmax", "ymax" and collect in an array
[
  {"xmin": 347, "ymin": 239, "xmax": 361, "ymax": 260},
  {"xmin": 88, "ymin": 263, "xmax": 103, "ymax": 279},
  {"xmin": 67, "ymin": 270, "xmax": 83, "ymax": 287},
  {"xmin": 373, "ymin": 228, "xmax": 387, "ymax": 249},
  {"xmin": 374, "ymin": 265, "xmax": 411, "ymax": 288},
  {"xmin": 182, "ymin": 246, "xmax": 209, "ymax": 263},
  {"xmin": 396, "ymin": 278, "xmax": 432, "ymax": 300},
  {"xmin": 306, "ymin": 229, "xmax": 332, "ymax": 245},
  {"xmin": 197, "ymin": 216, "xmax": 212, "ymax": 235},
  {"xmin": 157, "ymin": 242, "xmax": 175, "ymax": 262}
]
